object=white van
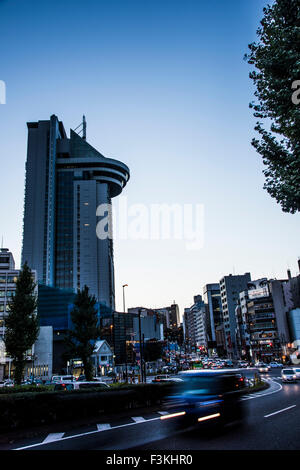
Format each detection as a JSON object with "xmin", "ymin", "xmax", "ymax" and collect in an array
[
  {"xmin": 54, "ymin": 381, "xmax": 109, "ymax": 391},
  {"xmin": 51, "ymin": 375, "xmax": 75, "ymax": 384}
]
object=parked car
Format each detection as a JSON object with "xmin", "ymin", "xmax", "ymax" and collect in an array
[
  {"xmin": 20, "ymin": 380, "xmax": 32, "ymax": 386},
  {"xmin": 281, "ymin": 369, "xmax": 297, "ymax": 383},
  {"xmin": 4, "ymin": 379, "xmax": 14, "ymax": 387},
  {"xmin": 152, "ymin": 374, "xmax": 170, "ymax": 383},
  {"xmin": 76, "ymin": 375, "xmax": 86, "ymax": 382},
  {"xmin": 293, "ymin": 368, "xmax": 300, "ymax": 380},
  {"xmin": 32, "ymin": 378, "xmax": 44, "ymax": 386},
  {"xmin": 54, "ymin": 381, "xmax": 110, "ymax": 391},
  {"xmin": 269, "ymin": 362, "xmax": 282, "ymax": 368},
  {"xmin": 156, "ymin": 377, "xmax": 183, "ymax": 383},
  {"xmin": 256, "ymin": 363, "xmax": 270, "ymax": 373},
  {"xmin": 224, "ymin": 360, "xmax": 234, "ymax": 368},
  {"xmin": 237, "ymin": 361, "xmax": 249, "ymax": 368},
  {"xmin": 51, "ymin": 375, "xmax": 75, "ymax": 384}
]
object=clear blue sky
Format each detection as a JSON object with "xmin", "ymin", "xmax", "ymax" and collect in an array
[{"xmin": 1, "ymin": 0, "xmax": 299, "ymax": 317}]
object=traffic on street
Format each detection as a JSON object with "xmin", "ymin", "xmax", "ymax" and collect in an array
[{"xmin": 1, "ymin": 365, "xmax": 299, "ymax": 451}]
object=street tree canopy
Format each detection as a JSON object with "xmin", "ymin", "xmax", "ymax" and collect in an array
[
  {"xmin": 4, "ymin": 262, "xmax": 39, "ymax": 385},
  {"xmin": 64, "ymin": 285, "xmax": 101, "ymax": 381},
  {"xmin": 245, "ymin": 0, "xmax": 300, "ymax": 213}
]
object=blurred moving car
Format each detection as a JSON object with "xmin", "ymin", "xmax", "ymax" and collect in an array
[
  {"xmin": 281, "ymin": 369, "xmax": 297, "ymax": 383},
  {"xmin": 160, "ymin": 370, "xmax": 246, "ymax": 430},
  {"xmin": 54, "ymin": 381, "xmax": 110, "ymax": 391},
  {"xmin": 293, "ymin": 367, "xmax": 300, "ymax": 380}
]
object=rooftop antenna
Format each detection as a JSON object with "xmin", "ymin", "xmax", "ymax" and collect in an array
[
  {"xmin": 73, "ymin": 115, "xmax": 87, "ymax": 139},
  {"xmin": 82, "ymin": 115, "xmax": 86, "ymax": 140}
]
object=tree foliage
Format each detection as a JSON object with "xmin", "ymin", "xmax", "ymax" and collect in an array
[
  {"xmin": 64, "ymin": 285, "xmax": 101, "ymax": 381},
  {"xmin": 4, "ymin": 262, "xmax": 39, "ymax": 385},
  {"xmin": 245, "ymin": 0, "xmax": 300, "ymax": 213}
]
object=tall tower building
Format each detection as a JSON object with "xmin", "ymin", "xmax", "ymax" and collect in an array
[
  {"xmin": 219, "ymin": 273, "xmax": 251, "ymax": 359},
  {"xmin": 203, "ymin": 283, "xmax": 225, "ymax": 356},
  {"xmin": 22, "ymin": 115, "xmax": 130, "ymax": 310}
]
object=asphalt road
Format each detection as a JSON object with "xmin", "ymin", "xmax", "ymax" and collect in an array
[{"xmin": 3, "ymin": 369, "xmax": 300, "ymax": 451}]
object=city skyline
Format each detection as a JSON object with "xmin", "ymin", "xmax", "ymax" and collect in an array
[{"xmin": 1, "ymin": 0, "xmax": 300, "ymax": 318}]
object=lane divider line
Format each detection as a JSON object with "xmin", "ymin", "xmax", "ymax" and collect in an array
[{"xmin": 264, "ymin": 405, "xmax": 296, "ymax": 418}]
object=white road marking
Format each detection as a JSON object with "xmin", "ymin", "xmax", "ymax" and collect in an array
[
  {"xmin": 42, "ymin": 433, "xmax": 64, "ymax": 443},
  {"xmin": 13, "ymin": 416, "xmax": 162, "ymax": 450},
  {"xmin": 254, "ymin": 379, "xmax": 283, "ymax": 397},
  {"xmin": 264, "ymin": 405, "xmax": 296, "ymax": 418},
  {"xmin": 97, "ymin": 424, "xmax": 111, "ymax": 431},
  {"xmin": 13, "ymin": 378, "xmax": 285, "ymax": 450},
  {"xmin": 131, "ymin": 417, "xmax": 146, "ymax": 423}
]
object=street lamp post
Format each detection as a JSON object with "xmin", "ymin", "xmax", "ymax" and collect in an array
[
  {"xmin": 122, "ymin": 284, "xmax": 128, "ymax": 313},
  {"xmin": 138, "ymin": 309, "xmax": 144, "ymax": 382},
  {"xmin": 122, "ymin": 284, "xmax": 128, "ymax": 382}
]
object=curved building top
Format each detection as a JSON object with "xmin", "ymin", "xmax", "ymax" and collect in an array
[{"xmin": 56, "ymin": 128, "xmax": 130, "ymax": 198}]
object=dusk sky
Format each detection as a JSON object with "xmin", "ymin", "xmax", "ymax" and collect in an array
[{"xmin": 1, "ymin": 0, "xmax": 299, "ymax": 318}]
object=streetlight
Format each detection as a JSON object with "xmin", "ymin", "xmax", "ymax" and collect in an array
[
  {"xmin": 122, "ymin": 284, "xmax": 128, "ymax": 313},
  {"xmin": 122, "ymin": 284, "xmax": 129, "ymax": 382}
]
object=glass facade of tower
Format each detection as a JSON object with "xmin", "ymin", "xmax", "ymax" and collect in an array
[
  {"xmin": 55, "ymin": 171, "xmax": 74, "ymax": 290},
  {"xmin": 22, "ymin": 115, "xmax": 130, "ymax": 310}
]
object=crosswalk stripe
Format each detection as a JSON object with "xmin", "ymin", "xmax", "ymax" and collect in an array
[
  {"xmin": 97, "ymin": 424, "xmax": 111, "ymax": 431},
  {"xmin": 42, "ymin": 433, "xmax": 64, "ymax": 443},
  {"xmin": 131, "ymin": 416, "xmax": 146, "ymax": 423}
]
